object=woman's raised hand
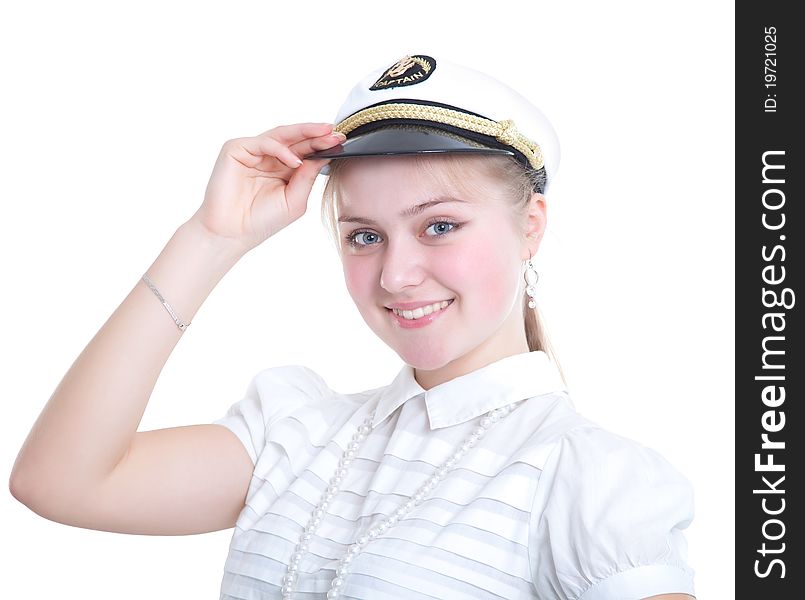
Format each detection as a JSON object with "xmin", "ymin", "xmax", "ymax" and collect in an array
[{"xmin": 190, "ymin": 123, "xmax": 345, "ymax": 253}]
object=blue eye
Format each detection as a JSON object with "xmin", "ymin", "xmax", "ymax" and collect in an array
[
  {"xmin": 425, "ymin": 221, "xmax": 457, "ymax": 236},
  {"xmin": 345, "ymin": 230, "xmax": 382, "ymax": 247}
]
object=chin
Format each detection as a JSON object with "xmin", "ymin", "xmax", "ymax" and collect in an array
[
  {"xmin": 395, "ymin": 338, "xmax": 476, "ymax": 372},
  {"xmin": 398, "ymin": 352, "xmax": 450, "ymax": 372},
  {"xmin": 363, "ymin": 306, "xmax": 488, "ymax": 371},
  {"xmin": 374, "ymin": 333, "xmax": 445, "ymax": 369}
]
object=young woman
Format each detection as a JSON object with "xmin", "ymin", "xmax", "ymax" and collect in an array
[{"xmin": 10, "ymin": 54, "xmax": 696, "ymax": 600}]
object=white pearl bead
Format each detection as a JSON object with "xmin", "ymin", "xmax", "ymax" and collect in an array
[{"xmin": 327, "ymin": 589, "xmax": 340, "ymax": 599}]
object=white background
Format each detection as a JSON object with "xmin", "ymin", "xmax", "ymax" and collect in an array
[{"xmin": 1, "ymin": 1, "xmax": 734, "ymax": 598}]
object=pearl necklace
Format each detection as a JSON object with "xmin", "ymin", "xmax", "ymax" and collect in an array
[{"xmin": 280, "ymin": 400, "xmax": 522, "ymax": 599}]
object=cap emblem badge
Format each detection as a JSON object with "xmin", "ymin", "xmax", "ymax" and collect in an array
[{"xmin": 369, "ymin": 54, "xmax": 436, "ymax": 91}]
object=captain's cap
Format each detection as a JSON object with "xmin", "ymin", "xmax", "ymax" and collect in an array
[{"xmin": 306, "ymin": 53, "xmax": 560, "ymax": 192}]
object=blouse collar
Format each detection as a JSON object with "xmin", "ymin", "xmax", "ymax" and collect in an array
[{"xmin": 371, "ymin": 350, "xmax": 567, "ymax": 430}]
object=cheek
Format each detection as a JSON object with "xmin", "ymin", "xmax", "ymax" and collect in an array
[
  {"xmin": 450, "ymin": 230, "xmax": 519, "ymax": 313},
  {"xmin": 342, "ymin": 259, "xmax": 375, "ymax": 303}
]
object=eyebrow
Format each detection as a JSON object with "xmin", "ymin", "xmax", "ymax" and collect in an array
[{"xmin": 337, "ymin": 196, "xmax": 470, "ymax": 226}]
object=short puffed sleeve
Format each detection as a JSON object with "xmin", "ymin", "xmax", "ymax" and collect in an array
[
  {"xmin": 529, "ymin": 425, "xmax": 695, "ymax": 600},
  {"xmin": 212, "ymin": 365, "xmax": 330, "ymax": 466}
]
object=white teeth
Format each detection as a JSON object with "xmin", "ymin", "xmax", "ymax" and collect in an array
[{"xmin": 392, "ymin": 300, "xmax": 451, "ymax": 320}]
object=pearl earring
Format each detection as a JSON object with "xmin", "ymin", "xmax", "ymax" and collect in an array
[{"xmin": 524, "ymin": 251, "xmax": 539, "ymax": 309}]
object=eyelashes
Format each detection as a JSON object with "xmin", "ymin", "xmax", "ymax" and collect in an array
[{"xmin": 344, "ymin": 219, "xmax": 463, "ymax": 248}]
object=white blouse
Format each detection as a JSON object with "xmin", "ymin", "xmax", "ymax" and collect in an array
[{"xmin": 213, "ymin": 350, "xmax": 695, "ymax": 599}]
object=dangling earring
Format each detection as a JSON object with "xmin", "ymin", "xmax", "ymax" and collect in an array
[{"xmin": 524, "ymin": 250, "xmax": 539, "ymax": 309}]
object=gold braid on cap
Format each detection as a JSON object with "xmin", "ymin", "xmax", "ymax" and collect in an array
[{"xmin": 333, "ymin": 102, "xmax": 544, "ymax": 170}]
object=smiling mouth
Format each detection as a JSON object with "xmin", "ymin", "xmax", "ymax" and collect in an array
[{"xmin": 388, "ymin": 299, "xmax": 454, "ymax": 321}]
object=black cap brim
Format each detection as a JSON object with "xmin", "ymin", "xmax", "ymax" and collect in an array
[{"xmin": 305, "ymin": 124, "xmax": 514, "ymax": 174}]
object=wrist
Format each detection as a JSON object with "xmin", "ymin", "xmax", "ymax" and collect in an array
[
  {"xmin": 178, "ymin": 218, "xmax": 250, "ymax": 266},
  {"xmin": 140, "ymin": 220, "xmax": 246, "ymax": 327}
]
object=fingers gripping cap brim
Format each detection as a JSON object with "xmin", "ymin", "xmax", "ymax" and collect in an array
[{"xmin": 307, "ymin": 125, "xmax": 516, "ymax": 175}]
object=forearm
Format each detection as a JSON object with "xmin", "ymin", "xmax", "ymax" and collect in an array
[{"xmin": 10, "ymin": 218, "xmax": 246, "ymax": 504}]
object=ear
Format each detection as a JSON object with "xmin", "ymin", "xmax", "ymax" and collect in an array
[{"xmin": 522, "ymin": 192, "xmax": 547, "ymax": 260}]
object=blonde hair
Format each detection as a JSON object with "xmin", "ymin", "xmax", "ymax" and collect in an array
[{"xmin": 320, "ymin": 153, "xmax": 565, "ymax": 384}]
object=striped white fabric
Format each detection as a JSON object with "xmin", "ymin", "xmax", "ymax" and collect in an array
[{"xmin": 213, "ymin": 350, "xmax": 695, "ymax": 599}]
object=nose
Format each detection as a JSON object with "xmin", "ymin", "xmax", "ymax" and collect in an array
[{"xmin": 379, "ymin": 238, "xmax": 426, "ymax": 294}]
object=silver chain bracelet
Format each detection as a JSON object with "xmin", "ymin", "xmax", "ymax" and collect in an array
[{"xmin": 141, "ymin": 273, "xmax": 191, "ymax": 332}]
